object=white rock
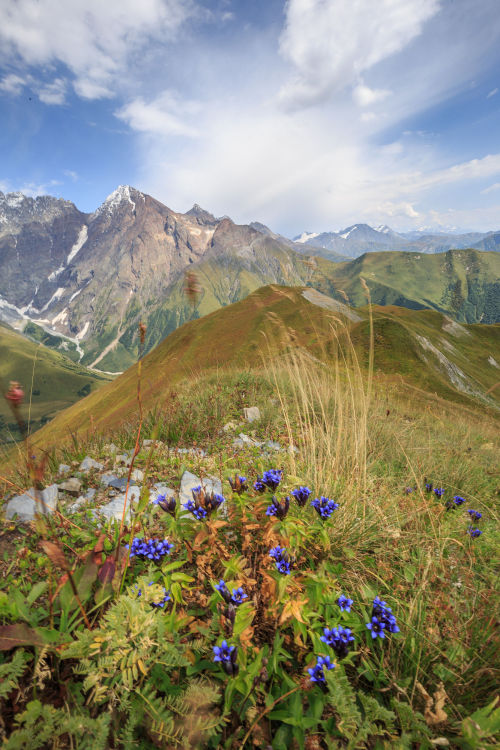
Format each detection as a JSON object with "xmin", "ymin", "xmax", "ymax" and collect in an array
[
  {"xmin": 80, "ymin": 456, "xmax": 104, "ymax": 471},
  {"xmin": 131, "ymin": 469, "xmax": 144, "ymax": 482},
  {"xmin": 232, "ymin": 433, "xmax": 262, "ymax": 449},
  {"xmin": 58, "ymin": 463, "xmax": 70, "ymax": 474},
  {"xmin": 103, "ymin": 443, "xmax": 119, "ymax": 455},
  {"xmin": 223, "ymin": 421, "xmax": 238, "ymax": 432},
  {"xmin": 244, "ymin": 406, "xmax": 261, "ymax": 423},
  {"xmin": 95, "ymin": 486, "xmax": 141, "ymax": 523},
  {"xmin": 152, "ymin": 483, "xmax": 176, "ymax": 500},
  {"xmin": 58, "ymin": 477, "xmax": 82, "ymax": 496}
]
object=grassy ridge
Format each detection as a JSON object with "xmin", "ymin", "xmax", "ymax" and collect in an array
[{"xmin": 19, "ymin": 285, "xmax": 500, "ymax": 456}]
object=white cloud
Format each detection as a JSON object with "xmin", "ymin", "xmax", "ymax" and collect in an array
[
  {"xmin": 372, "ymin": 201, "xmax": 420, "ymax": 219},
  {"xmin": 278, "ymin": 0, "xmax": 440, "ymax": 108},
  {"xmin": 0, "ymin": 0, "xmax": 197, "ymax": 101},
  {"xmin": 487, "ymin": 87, "xmax": 498, "ymax": 98},
  {"xmin": 0, "ymin": 72, "xmax": 28, "ymax": 95},
  {"xmin": 63, "ymin": 170, "xmax": 79, "ymax": 182},
  {"xmin": 37, "ymin": 77, "xmax": 67, "ymax": 105},
  {"xmin": 353, "ymin": 83, "xmax": 391, "ymax": 107},
  {"xmin": 116, "ymin": 91, "xmax": 200, "ymax": 137},
  {"xmin": 481, "ymin": 181, "xmax": 500, "ymax": 194}
]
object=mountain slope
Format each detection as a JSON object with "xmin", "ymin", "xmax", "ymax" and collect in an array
[
  {"xmin": 0, "ymin": 322, "xmax": 110, "ymax": 442},
  {"xmin": 26, "ymin": 285, "xmax": 500, "ymax": 450},
  {"xmin": 313, "ymin": 248, "xmax": 500, "ymax": 324}
]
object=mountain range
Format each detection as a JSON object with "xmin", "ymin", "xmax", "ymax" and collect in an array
[
  {"xmin": 1, "ymin": 186, "xmax": 499, "ymax": 372},
  {"xmin": 293, "ymin": 223, "xmax": 500, "ymax": 258}
]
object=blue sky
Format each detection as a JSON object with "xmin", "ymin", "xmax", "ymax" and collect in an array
[{"xmin": 0, "ymin": 0, "xmax": 499, "ymax": 235}]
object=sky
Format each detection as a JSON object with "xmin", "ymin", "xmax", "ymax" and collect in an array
[{"xmin": 0, "ymin": 0, "xmax": 500, "ymax": 236}]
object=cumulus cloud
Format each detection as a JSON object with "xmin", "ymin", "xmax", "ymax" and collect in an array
[
  {"xmin": 116, "ymin": 91, "xmax": 200, "ymax": 137},
  {"xmin": 37, "ymin": 77, "xmax": 67, "ymax": 105},
  {"xmin": 353, "ymin": 83, "xmax": 391, "ymax": 107},
  {"xmin": 278, "ymin": 0, "xmax": 440, "ymax": 108},
  {"xmin": 0, "ymin": 0, "xmax": 196, "ymax": 100},
  {"xmin": 0, "ymin": 72, "xmax": 29, "ymax": 95}
]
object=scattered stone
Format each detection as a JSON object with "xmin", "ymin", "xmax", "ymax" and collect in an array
[
  {"xmin": 131, "ymin": 468, "xmax": 144, "ymax": 482},
  {"xmin": 109, "ymin": 477, "xmax": 137, "ymax": 491},
  {"xmin": 244, "ymin": 406, "xmax": 261, "ymax": 423},
  {"xmin": 173, "ymin": 447, "xmax": 206, "ymax": 457},
  {"xmin": 100, "ymin": 473, "xmax": 119, "ymax": 487},
  {"xmin": 95, "ymin": 486, "xmax": 141, "ymax": 523},
  {"xmin": 103, "ymin": 443, "xmax": 119, "ymax": 455},
  {"xmin": 5, "ymin": 484, "xmax": 58, "ymax": 522},
  {"xmin": 232, "ymin": 432, "xmax": 263, "ymax": 449},
  {"xmin": 58, "ymin": 463, "xmax": 70, "ymax": 475},
  {"xmin": 85, "ymin": 488, "xmax": 96, "ymax": 501},
  {"xmin": 143, "ymin": 439, "xmax": 165, "ymax": 449},
  {"xmin": 58, "ymin": 477, "xmax": 82, "ymax": 496},
  {"xmin": 80, "ymin": 456, "xmax": 104, "ymax": 472},
  {"xmin": 67, "ymin": 496, "xmax": 86, "ymax": 514},
  {"xmin": 179, "ymin": 471, "xmax": 225, "ymax": 518},
  {"xmin": 223, "ymin": 421, "xmax": 238, "ymax": 432},
  {"xmin": 264, "ymin": 440, "xmax": 281, "ymax": 451}
]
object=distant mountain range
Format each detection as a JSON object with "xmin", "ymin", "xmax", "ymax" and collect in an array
[
  {"xmin": 293, "ymin": 223, "xmax": 500, "ymax": 258},
  {"xmin": 1, "ymin": 186, "xmax": 499, "ymax": 372}
]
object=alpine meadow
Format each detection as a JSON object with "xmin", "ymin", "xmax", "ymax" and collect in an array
[{"xmin": 0, "ymin": 1, "xmax": 499, "ymax": 749}]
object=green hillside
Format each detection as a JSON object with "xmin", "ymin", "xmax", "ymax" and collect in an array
[
  {"xmin": 0, "ymin": 322, "xmax": 111, "ymax": 442},
  {"xmin": 314, "ymin": 248, "xmax": 500, "ymax": 323},
  {"xmin": 26, "ymin": 285, "xmax": 499, "ymax": 451}
]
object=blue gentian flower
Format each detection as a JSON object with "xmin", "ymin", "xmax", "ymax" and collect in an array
[
  {"xmin": 311, "ymin": 496, "xmax": 339, "ymax": 520},
  {"xmin": 467, "ymin": 509, "xmax": 482, "ymax": 521},
  {"xmin": 433, "ymin": 488, "xmax": 445, "ymax": 498},
  {"xmin": 265, "ymin": 495, "xmax": 290, "ymax": 520},
  {"xmin": 153, "ymin": 493, "xmax": 177, "ymax": 516},
  {"xmin": 213, "ymin": 640, "xmax": 235, "ymax": 663},
  {"xmin": 186, "ymin": 486, "xmax": 225, "ymax": 519},
  {"xmin": 184, "ymin": 499, "xmax": 207, "ymax": 520},
  {"xmin": 308, "ymin": 655, "xmax": 335, "ymax": 683},
  {"xmin": 453, "ymin": 495, "xmax": 466, "ymax": 506},
  {"xmin": 231, "ymin": 587, "xmax": 248, "ymax": 605},
  {"xmin": 366, "ymin": 617, "xmax": 386, "ymax": 639},
  {"xmin": 215, "ymin": 579, "xmax": 231, "ymax": 603},
  {"xmin": 321, "ymin": 626, "xmax": 355, "ymax": 659},
  {"xmin": 337, "ymin": 594, "xmax": 353, "ymax": 612},
  {"xmin": 126, "ymin": 537, "xmax": 174, "ymax": 561},
  {"xmin": 254, "ymin": 469, "xmax": 283, "ymax": 492},
  {"xmin": 425, "ymin": 482, "xmax": 433, "ymax": 492},
  {"xmin": 467, "ymin": 526, "xmax": 482, "ymax": 538},
  {"xmin": 404, "ymin": 487, "xmax": 414, "ymax": 494},
  {"xmin": 269, "ymin": 545, "xmax": 294, "ymax": 575},
  {"xmin": 291, "ymin": 486, "xmax": 312, "ymax": 507},
  {"xmin": 213, "ymin": 640, "xmax": 239, "ymax": 676}
]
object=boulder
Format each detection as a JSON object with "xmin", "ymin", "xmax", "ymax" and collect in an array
[
  {"xmin": 179, "ymin": 471, "xmax": 226, "ymax": 518},
  {"xmin": 58, "ymin": 463, "xmax": 70, "ymax": 474},
  {"xmin": 95, "ymin": 486, "xmax": 141, "ymax": 523},
  {"xmin": 80, "ymin": 456, "xmax": 104, "ymax": 471},
  {"xmin": 58, "ymin": 477, "xmax": 82, "ymax": 496},
  {"xmin": 5, "ymin": 484, "xmax": 58, "ymax": 522}
]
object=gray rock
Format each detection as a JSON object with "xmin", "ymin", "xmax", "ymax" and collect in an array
[
  {"xmin": 244, "ymin": 406, "xmax": 261, "ymax": 423},
  {"xmin": 95, "ymin": 486, "xmax": 141, "ymax": 523},
  {"xmin": 114, "ymin": 454, "xmax": 132, "ymax": 467},
  {"xmin": 152, "ymin": 483, "xmax": 176, "ymax": 499},
  {"xmin": 179, "ymin": 471, "xmax": 226, "ymax": 518},
  {"xmin": 85, "ymin": 488, "xmax": 96, "ymax": 500},
  {"xmin": 5, "ymin": 484, "xmax": 58, "ymax": 522},
  {"xmin": 67, "ymin": 496, "xmax": 86, "ymax": 513},
  {"xmin": 223, "ymin": 421, "xmax": 238, "ymax": 432},
  {"xmin": 108, "ymin": 476, "xmax": 137, "ymax": 491},
  {"xmin": 232, "ymin": 433, "xmax": 263, "ymax": 449},
  {"xmin": 58, "ymin": 463, "xmax": 70, "ymax": 474},
  {"xmin": 100, "ymin": 473, "xmax": 119, "ymax": 487},
  {"xmin": 174, "ymin": 447, "xmax": 206, "ymax": 457},
  {"xmin": 131, "ymin": 468, "xmax": 144, "ymax": 482},
  {"xmin": 80, "ymin": 456, "xmax": 104, "ymax": 472},
  {"xmin": 264, "ymin": 440, "xmax": 281, "ymax": 451},
  {"xmin": 58, "ymin": 477, "xmax": 82, "ymax": 496}
]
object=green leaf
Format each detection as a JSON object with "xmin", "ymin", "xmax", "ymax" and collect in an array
[{"xmin": 26, "ymin": 582, "xmax": 48, "ymax": 606}]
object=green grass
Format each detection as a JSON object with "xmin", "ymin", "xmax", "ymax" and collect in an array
[{"xmin": 0, "ymin": 322, "xmax": 111, "ymax": 443}]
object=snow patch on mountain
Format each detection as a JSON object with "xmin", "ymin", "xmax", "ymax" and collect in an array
[
  {"xmin": 96, "ymin": 185, "xmax": 139, "ymax": 216},
  {"xmin": 40, "ymin": 287, "xmax": 66, "ymax": 313},
  {"xmin": 67, "ymin": 225, "xmax": 88, "ymax": 264},
  {"xmin": 294, "ymin": 231, "xmax": 320, "ymax": 243}
]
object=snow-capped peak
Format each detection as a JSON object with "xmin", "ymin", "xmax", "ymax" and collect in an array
[
  {"xmin": 294, "ymin": 231, "xmax": 320, "ymax": 243},
  {"xmin": 96, "ymin": 185, "xmax": 142, "ymax": 216},
  {"xmin": 374, "ymin": 224, "xmax": 391, "ymax": 234},
  {"xmin": 0, "ymin": 191, "xmax": 26, "ymax": 209}
]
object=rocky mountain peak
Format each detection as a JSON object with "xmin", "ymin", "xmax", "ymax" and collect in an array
[
  {"xmin": 184, "ymin": 203, "xmax": 217, "ymax": 225},
  {"xmin": 94, "ymin": 185, "xmax": 145, "ymax": 218}
]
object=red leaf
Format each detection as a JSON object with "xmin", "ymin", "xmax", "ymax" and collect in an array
[
  {"xmin": 0, "ymin": 623, "xmax": 49, "ymax": 651},
  {"xmin": 98, "ymin": 555, "xmax": 116, "ymax": 585},
  {"xmin": 41, "ymin": 541, "xmax": 68, "ymax": 570}
]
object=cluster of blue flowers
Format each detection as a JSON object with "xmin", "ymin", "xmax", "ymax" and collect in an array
[
  {"xmin": 308, "ymin": 655, "xmax": 335, "ymax": 684},
  {"xmin": 311, "ymin": 496, "xmax": 339, "ymax": 520},
  {"xmin": 320, "ymin": 626, "xmax": 355, "ymax": 659},
  {"xmin": 428, "ymin": 484, "xmax": 486, "ymax": 538},
  {"xmin": 269, "ymin": 545, "xmax": 294, "ymax": 575},
  {"xmin": 337, "ymin": 594, "xmax": 353, "ymax": 612},
  {"xmin": 126, "ymin": 537, "xmax": 174, "ymax": 561},
  {"xmin": 366, "ymin": 596, "xmax": 400, "ymax": 639},
  {"xmin": 254, "ymin": 469, "xmax": 283, "ymax": 492},
  {"xmin": 291, "ymin": 486, "xmax": 312, "ymax": 507},
  {"xmin": 265, "ymin": 495, "xmax": 290, "ymax": 520},
  {"xmin": 213, "ymin": 640, "xmax": 239, "ymax": 676},
  {"xmin": 215, "ymin": 579, "xmax": 248, "ymax": 606},
  {"xmin": 153, "ymin": 493, "xmax": 177, "ymax": 516},
  {"xmin": 184, "ymin": 485, "xmax": 225, "ymax": 520}
]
